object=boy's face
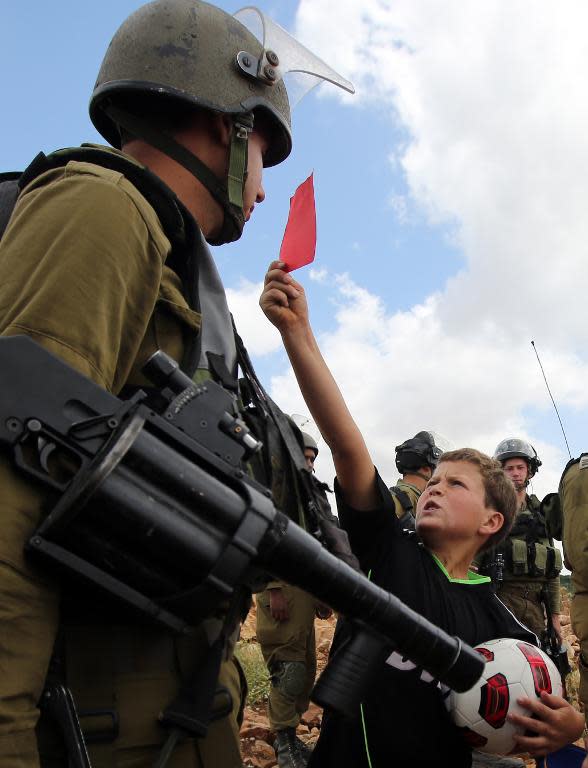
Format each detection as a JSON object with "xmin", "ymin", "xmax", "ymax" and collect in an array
[{"xmin": 415, "ymin": 460, "xmax": 500, "ymax": 548}]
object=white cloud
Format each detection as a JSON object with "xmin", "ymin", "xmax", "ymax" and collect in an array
[
  {"xmin": 259, "ymin": 274, "xmax": 577, "ymax": 496},
  {"xmin": 230, "ymin": 2, "xmax": 588, "ymax": 495},
  {"xmin": 388, "ymin": 193, "xmax": 409, "ymax": 223},
  {"xmin": 282, "ymin": 0, "xmax": 588, "ymax": 482},
  {"xmin": 226, "ymin": 279, "xmax": 282, "ymax": 356},
  {"xmin": 295, "ymin": 1, "xmax": 588, "ymax": 348},
  {"xmin": 309, "ymin": 267, "xmax": 328, "ymax": 282}
]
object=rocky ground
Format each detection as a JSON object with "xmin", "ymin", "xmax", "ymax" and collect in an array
[{"xmin": 238, "ymin": 591, "xmax": 581, "ymax": 768}]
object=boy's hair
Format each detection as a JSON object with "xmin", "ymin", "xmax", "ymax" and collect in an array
[{"xmin": 438, "ymin": 448, "xmax": 517, "ymax": 553}]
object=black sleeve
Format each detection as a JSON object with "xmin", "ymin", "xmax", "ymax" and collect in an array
[
  {"xmin": 490, "ymin": 593, "xmax": 539, "ymax": 646},
  {"xmin": 334, "ymin": 468, "xmax": 401, "ymax": 570}
]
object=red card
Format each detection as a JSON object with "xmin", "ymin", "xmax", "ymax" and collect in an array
[{"xmin": 279, "ymin": 173, "xmax": 316, "ymax": 271}]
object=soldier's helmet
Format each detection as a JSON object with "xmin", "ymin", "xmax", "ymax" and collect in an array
[
  {"xmin": 395, "ymin": 431, "xmax": 442, "ymax": 474},
  {"xmin": 301, "ymin": 432, "xmax": 319, "ymax": 458},
  {"xmin": 89, "ymin": 1, "xmax": 354, "ymax": 244},
  {"xmin": 493, "ymin": 438, "xmax": 542, "ymax": 477},
  {"xmin": 90, "ymin": 0, "xmax": 296, "ymax": 165}
]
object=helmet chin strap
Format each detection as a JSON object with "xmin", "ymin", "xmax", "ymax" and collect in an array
[{"xmin": 105, "ymin": 104, "xmax": 253, "ymax": 245}]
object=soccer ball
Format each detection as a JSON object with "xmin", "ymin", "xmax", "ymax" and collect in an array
[{"xmin": 449, "ymin": 638, "xmax": 562, "ymax": 755}]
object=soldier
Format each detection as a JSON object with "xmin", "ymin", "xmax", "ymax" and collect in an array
[
  {"xmin": 390, "ymin": 432, "xmax": 442, "ymax": 530},
  {"xmin": 256, "ymin": 433, "xmax": 332, "ymax": 768},
  {"xmin": 560, "ymin": 456, "xmax": 588, "ymax": 737},
  {"xmin": 478, "ymin": 439, "xmax": 562, "ymax": 640},
  {"xmin": 0, "ymin": 3, "xmax": 352, "ymax": 766}
]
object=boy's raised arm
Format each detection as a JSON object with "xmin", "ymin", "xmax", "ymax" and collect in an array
[{"xmin": 260, "ymin": 261, "xmax": 379, "ymax": 510}]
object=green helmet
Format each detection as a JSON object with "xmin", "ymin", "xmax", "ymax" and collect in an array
[
  {"xmin": 89, "ymin": 0, "xmax": 353, "ymax": 244},
  {"xmin": 493, "ymin": 438, "xmax": 542, "ymax": 478}
]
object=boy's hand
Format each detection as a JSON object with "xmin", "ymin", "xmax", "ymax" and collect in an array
[
  {"xmin": 260, "ymin": 260, "xmax": 308, "ymax": 334},
  {"xmin": 508, "ymin": 691, "xmax": 584, "ymax": 756}
]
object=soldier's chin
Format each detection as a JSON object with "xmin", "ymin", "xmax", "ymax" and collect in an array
[{"xmin": 514, "ymin": 481, "xmax": 526, "ymax": 492}]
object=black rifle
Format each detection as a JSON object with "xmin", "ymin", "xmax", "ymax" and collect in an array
[
  {"xmin": 0, "ymin": 336, "xmax": 484, "ymax": 749},
  {"xmin": 40, "ymin": 683, "xmax": 92, "ymax": 768},
  {"xmin": 477, "ymin": 550, "xmax": 504, "ymax": 592},
  {"xmin": 540, "ymin": 586, "xmax": 572, "ymax": 695}
]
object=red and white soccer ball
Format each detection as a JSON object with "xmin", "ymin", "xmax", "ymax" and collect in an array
[{"xmin": 449, "ymin": 638, "xmax": 562, "ymax": 755}]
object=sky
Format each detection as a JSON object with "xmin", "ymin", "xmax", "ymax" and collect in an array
[{"xmin": 3, "ymin": 1, "xmax": 588, "ymax": 504}]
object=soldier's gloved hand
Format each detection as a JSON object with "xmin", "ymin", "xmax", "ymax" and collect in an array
[
  {"xmin": 269, "ymin": 587, "xmax": 290, "ymax": 622},
  {"xmin": 315, "ymin": 603, "xmax": 333, "ymax": 620}
]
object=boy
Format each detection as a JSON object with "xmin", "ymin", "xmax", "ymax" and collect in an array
[{"xmin": 259, "ymin": 261, "xmax": 583, "ymax": 767}]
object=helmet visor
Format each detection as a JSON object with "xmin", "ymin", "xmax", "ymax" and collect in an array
[{"xmin": 234, "ymin": 7, "xmax": 355, "ymax": 107}]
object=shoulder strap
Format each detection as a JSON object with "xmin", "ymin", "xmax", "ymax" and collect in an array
[
  {"xmin": 0, "ymin": 147, "xmax": 204, "ymax": 378},
  {"xmin": 527, "ymin": 494, "xmax": 541, "ymax": 511},
  {"xmin": 30, "ymin": 147, "xmax": 187, "ymax": 247},
  {"xmin": 390, "ymin": 487, "xmax": 416, "ymax": 531},
  {"xmin": 390, "ymin": 487, "xmax": 413, "ymax": 514},
  {"xmin": 0, "ymin": 173, "xmax": 22, "ymax": 241},
  {"xmin": 1, "ymin": 147, "xmax": 186, "ymax": 247}
]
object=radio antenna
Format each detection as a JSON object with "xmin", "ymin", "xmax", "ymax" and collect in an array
[{"xmin": 531, "ymin": 340, "xmax": 572, "ymax": 459}]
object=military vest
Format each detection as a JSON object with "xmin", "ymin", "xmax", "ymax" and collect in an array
[{"xmin": 482, "ymin": 494, "xmax": 562, "ymax": 580}]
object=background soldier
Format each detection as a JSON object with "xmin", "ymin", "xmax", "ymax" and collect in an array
[
  {"xmin": 390, "ymin": 431, "xmax": 442, "ymax": 529},
  {"xmin": 478, "ymin": 439, "xmax": 562, "ymax": 640},
  {"xmin": 256, "ymin": 433, "xmax": 332, "ymax": 768},
  {"xmin": 0, "ymin": 2, "xmax": 352, "ymax": 766},
  {"xmin": 560, "ymin": 455, "xmax": 588, "ymax": 738}
]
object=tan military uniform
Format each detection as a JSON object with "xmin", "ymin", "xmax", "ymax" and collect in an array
[
  {"xmin": 560, "ymin": 457, "xmax": 588, "ymax": 721},
  {"xmin": 0, "ymin": 153, "xmax": 244, "ymax": 767},
  {"xmin": 489, "ymin": 495, "xmax": 561, "ymax": 639},
  {"xmin": 390, "ymin": 479, "xmax": 422, "ymax": 528},
  {"xmin": 255, "ymin": 584, "xmax": 317, "ymax": 731}
]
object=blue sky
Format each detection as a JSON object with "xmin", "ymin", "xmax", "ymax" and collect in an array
[{"xmin": 4, "ymin": 1, "xmax": 588, "ymax": 498}]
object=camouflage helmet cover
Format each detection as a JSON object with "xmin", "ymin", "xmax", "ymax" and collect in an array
[
  {"xmin": 90, "ymin": 0, "xmax": 292, "ymax": 167},
  {"xmin": 493, "ymin": 438, "xmax": 542, "ymax": 477},
  {"xmin": 395, "ymin": 431, "xmax": 442, "ymax": 473}
]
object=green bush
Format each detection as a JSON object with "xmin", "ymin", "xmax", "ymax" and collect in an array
[{"xmin": 236, "ymin": 641, "xmax": 270, "ymax": 705}]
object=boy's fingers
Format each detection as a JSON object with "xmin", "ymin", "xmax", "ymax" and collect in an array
[
  {"xmin": 264, "ymin": 261, "xmax": 288, "ymax": 282},
  {"xmin": 261, "ymin": 287, "xmax": 290, "ymax": 308},
  {"xmin": 508, "ymin": 713, "xmax": 544, "ymax": 734},
  {"xmin": 264, "ymin": 266, "xmax": 305, "ymax": 295},
  {"xmin": 511, "ymin": 734, "xmax": 548, "ymax": 755},
  {"xmin": 539, "ymin": 690, "xmax": 566, "ymax": 708},
  {"xmin": 263, "ymin": 280, "xmax": 300, "ymax": 299},
  {"xmin": 264, "ymin": 268, "xmax": 285, "ymax": 285},
  {"xmin": 515, "ymin": 695, "xmax": 551, "ymax": 718}
]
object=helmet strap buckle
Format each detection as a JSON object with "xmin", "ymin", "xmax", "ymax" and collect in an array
[{"xmin": 226, "ymin": 113, "xmax": 254, "ymax": 212}]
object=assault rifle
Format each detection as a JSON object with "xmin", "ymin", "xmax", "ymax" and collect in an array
[
  {"xmin": 481, "ymin": 551, "xmax": 505, "ymax": 591},
  {"xmin": 540, "ymin": 586, "xmax": 572, "ymax": 695},
  {"xmin": 0, "ymin": 336, "xmax": 484, "ymax": 739}
]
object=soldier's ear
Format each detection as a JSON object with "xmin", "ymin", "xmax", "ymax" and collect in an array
[{"xmin": 211, "ymin": 113, "xmax": 233, "ymax": 149}]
